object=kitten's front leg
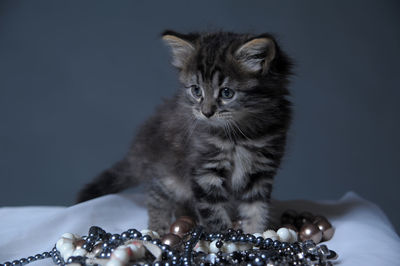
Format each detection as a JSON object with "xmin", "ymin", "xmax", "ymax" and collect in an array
[
  {"xmin": 147, "ymin": 181, "xmax": 175, "ymax": 236},
  {"xmin": 237, "ymin": 171, "xmax": 274, "ymax": 233},
  {"xmin": 192, "ymin": 174, "xmax": 231, "ymax": 231}
]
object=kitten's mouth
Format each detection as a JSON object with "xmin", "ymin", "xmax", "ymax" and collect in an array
[{"xmin": 192, "ymin": 109, "xmax": 235, "ymax": 128}]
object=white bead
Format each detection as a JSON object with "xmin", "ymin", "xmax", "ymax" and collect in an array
[
  {"xmin": 288, "ymin": 229, "xmax": 298, "ymax": 242},
  {"xmin": 59, "ymin": 242, "xmax": 74, "ymax": 258},
  {"xmin": 112, "ymin": 247, "xmax": 130, "ymax": 263},
  {"xmin": 238, "ymin": 243, "xmax": 251, "ymax": 251},
  {"xmin": 127, "ymin": 242, "xmax": 145, "ymax": 259},
  {"xmin": 209, "ymin": 240, "xmax": 220, "ymax": 253},
  {"xmin": 61, "ymin": 233, "xmax": 75, "ymax": 240},
  {"xmin": 194, "ymin": 241, "xmax": 209, "ymax": 253},
  {"xmin": 206, "ymin": 253, "xmax": 217, "ymax": 264},
  {"xmin": 263, "ymin": 230, "xmax": 279, "ymax": 241},
  {"xmin": 72, "ymin": 248, "xmax": 87, "ymax": 257},
  {"xmin": 252, "ymin": 233, "xmax": 263, "ymax": 238},
  {"xmin": 140, "ymin": 229, "xmax": 160, "ymax": 239},
  {"xmin": 61, "ymin": 249, "xmax": 74, "ymax": 260},
  {"xmin": 151, "ymin": 231, "xmax": 160, "ymax": 239},
  {"xmin": 277, "ymin": 228, "xmax": 291, "ymax": 242},
  {"xmin": 106, "ymin": 259, "xmax": 124, "ymax": 266},
  {"xmin": 222, "ymin": 242, "xmax": 237, "ymax": 253},
  {"xmin": 56, "ymin": 237, "xmax": 73, "ymax": 250}
]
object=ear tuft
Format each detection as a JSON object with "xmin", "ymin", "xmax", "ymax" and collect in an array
[
  {"xmin": 162, "ymin": 31, "xmax": 195, "ymax": 69},
  {"xmin": 235, "ymin": 37, "xmax": 276, "ymax": 74}
]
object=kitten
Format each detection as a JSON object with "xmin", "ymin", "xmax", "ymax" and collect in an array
[{"xmin": 77, "ymin": 30, "xmax": 293, "ymax": 235}]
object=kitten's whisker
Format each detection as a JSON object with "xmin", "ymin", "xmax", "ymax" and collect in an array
[
  {"xmin": 183, "ymin": 117, "xmax": 198, "ymax": 146},
  {"xmin": 231, "ymin": 120, "xmax": 251, "ymax": 141},
  {"xmin": 223, "ymin": 122, "xmax": 234, "ymax": 143}
]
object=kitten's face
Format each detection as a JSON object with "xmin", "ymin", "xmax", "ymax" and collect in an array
[
  {"xmin": 179, "ymin": 69, "xmax": 258, "ymax": 128},
  {"xmin": 162, "ymin": 31, "xmax": 291, "ymax": 133}
]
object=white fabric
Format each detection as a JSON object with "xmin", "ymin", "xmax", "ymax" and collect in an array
[{"xmin": 0, "ymin": 191, "xmax": 399, "ymax": 265}]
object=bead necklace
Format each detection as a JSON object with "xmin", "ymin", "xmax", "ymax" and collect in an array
[{"xmin": 1, "ymin": 210, "xmax": 337, "ymax": 266}]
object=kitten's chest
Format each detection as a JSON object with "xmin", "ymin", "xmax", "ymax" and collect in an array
[
  {"xmin": 229, "ymin": 145, "xmax": 254, "ymax": 190},
  {"xmin": 203, "ymin": 138, "xmax": 269, "ymax": 191}
]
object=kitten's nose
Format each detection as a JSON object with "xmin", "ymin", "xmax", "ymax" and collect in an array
[
  {"xmin": 201, "ymin": 105, "xmax": 216, "ymax": 118},
  {"xmin": 202, "ymin": 110, "xmax": 215, "ymax": 118}
]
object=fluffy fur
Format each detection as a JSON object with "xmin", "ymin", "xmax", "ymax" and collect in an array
[{"xmin": 77, "ymin": 30, "xmax": 293, "ymax": 234}]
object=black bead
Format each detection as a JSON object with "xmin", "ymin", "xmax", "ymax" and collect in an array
[
  {"xmin": 230, "ymin": 235, "xmax": 238, "ymax": 242},
  {"xmin": 255, "ymin": 236, "xmax": 264, "ymax": 247},
  {"xmin": 3, "ymin": 262, "xmax": 12, "ymax": 266},
  {"xmin": 128, "ymin": 228, "xmax": 138, "ymax": 234},
  {"xmin": 34, "ymin": 254, "xmax": 43, "ymax": 260},
  {"xmin": 111, "ymin": 234, "xmax": 120, "ymax": 241},
  {"xmin": 121, "ymin": 232, "xmax": 129, "ymax": 240},
  {"xmin": 239, "ymin": 234, "xmax": 246, "ymax": 242},
  {"xmin": 11, "ymin": 260, "xmax": 21, "ymax": 266},
  {"xmin": 141, "ymin": 234, "xmax": 152, "ymax": 241},
  {"xmin": 253, "ymin": 256, "xmax": 264, "ymax": 266},
  {"xmin": 246, "ymin": 234, "xmax": 256, "ymax": 243},
  {"xmin": 85, "ymin": 236, "xmax": 96, "ymax": 243},
  {"xmin": 19, "ymin": 258, "xmax": 27, "ymax": 265},
  {"xmin": 247, "ymin": 252, "xmax": 256, "ymax": 260},
  {"xmin": 83, "ymin": 243, "xmax": 94, "ymax": 251},
  {"xmin": 263, "ymin": 238, "xmax": 273, "ymax": 248},
  {"xmin": 215, "ymin": 240, "xmax": 223, "ymax": 248},
  {"xmin": 152, "ymin": 239, "xmax": 162, "ymax": 245},
  {"xmin": 41, "ymin": 252, "xmax": 50, "ymax": 258},
  {"xmin": 273, "ymin": 240, "xmax": 281, "ymax": 249}
]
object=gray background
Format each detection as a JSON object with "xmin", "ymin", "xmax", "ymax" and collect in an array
[{"xmin": 1, "ymin": 1, "xmax": 399, "ymax": 233}]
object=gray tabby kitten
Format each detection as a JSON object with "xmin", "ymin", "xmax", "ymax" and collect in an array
[{"xmin": 77, "ymin": 30, "xmax": 292, "ymax": 235}]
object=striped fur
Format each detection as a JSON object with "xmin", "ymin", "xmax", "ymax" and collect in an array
[{"xmin": 77, "ymin": 31, "xmax": 293, "ymax": 234}]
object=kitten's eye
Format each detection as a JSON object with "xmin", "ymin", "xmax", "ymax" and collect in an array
[
  {"xmin": 190, "ymin": 85, "xmax": 202, "ymax": 98},
  {"xmin": 220, "ymin": 87, "xmax": 235, "ymax": 99}
]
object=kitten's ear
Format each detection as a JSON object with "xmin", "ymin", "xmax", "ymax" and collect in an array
[
  {"xmin": 162, "ymin": 30, "xmax": 196, "ymax": 69},
  {"xmin": 235, "ymin": 36, "xmax": 276, "ymax": 74}
]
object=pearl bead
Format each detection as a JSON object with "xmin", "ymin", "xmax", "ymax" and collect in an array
[
  {"xmin": 276, "ymin": 228, "xmax": 291, "ymax": 242},
  {"xmin": 140, "ymin": 229, "xmax": 160, "ymax": 239},
  {"xmin": 237, "ymin": 243, "xmax": 251, "ymax": 251},
  {"xmin": 74, "ymin": 239, "xmax": 86, "ymax": 249},
  {"xmin": 161, "ymin": 233, "xmax": 181, "ymax": 248},
  {"xmin": 222, "ymin": 242, "xmax": 238, "ymax": 253},
  {"xmin": 112, "ymin": 246, "xmax": 130, "ymax": 262},
  {"xmin": 178, "ymin": 216, "xmax": 196, "ymax": 228},
  {"xmin": 106, "ymin": 259, "xmax": 124, "ymax": 266},
  {"xmin": 194, "ymin": 240, "xmax": 208, "ymax": 253},
  {"xmin": 313, "ymin": 216, "xmax": 335, "ymax": 241},
  {"xmin": 282, "ymin": 224, "xmax": 298, "ymax": 232},
  {"xmin": 288, "ymin": 228, "xmax": 298, "ymax": 242},
  {"xmin": 295, "ymin": 211, "xmax": 314, "ymax": 229},
  {"xmin": 92, "ymin": 243, "xmax": 103, "ymax": 255},
  {"xmin": 72, "ymin": 248, "xmax": 87, "ymax": 257},
  {"xmin": 170, "ymin": 220, "xmax": 192, "ymax": 237},
  {"xmin": 262, "ymin": 230, "xmax": 279, "ymax": 241},
  {"xmin": 56, "ymin": 237, "xmax": 73, "ymax": 250},
  {"xmin": 59, "ymin": 242, "xmax": 74, "ymax": 254},
  {"xmin": 209, "ymin": 240, "xmax": 220, "ymax": 253},
  {"xmin": 127, "ymin": 241, "xmax": 146, "ymax": 259},
  {"xmin": 299, "ymin": 223, "xmax": 322, "ymax": 244},
  {"xmin": 61, "ymin": 233, "xmax": 76, "ymax": 240},
  {"xmin": 252, "ymin": 233, "xmax": 263, "ymax": 238}
]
